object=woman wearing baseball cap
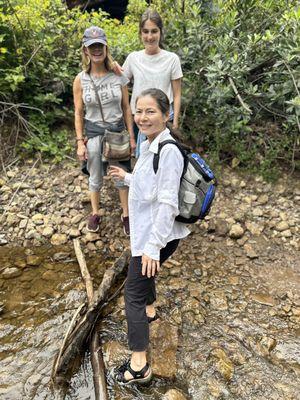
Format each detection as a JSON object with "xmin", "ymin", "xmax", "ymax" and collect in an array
[{"xmin": 73, "ymin": 26, "xmax": 136, "ymax": 235}]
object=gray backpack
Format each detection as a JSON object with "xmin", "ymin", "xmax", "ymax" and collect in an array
[{"xmin": 153, "ymin": 140, "xmax": 217, "ymax": 224}]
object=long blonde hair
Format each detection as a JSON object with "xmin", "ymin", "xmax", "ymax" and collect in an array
[{"xmin": 81, "ymin": 45, "xmax": 115, "ymax": 73}]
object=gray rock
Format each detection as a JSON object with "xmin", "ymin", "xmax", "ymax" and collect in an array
[{"xmin": 150, "ymin": 321, "xmax": 178, "ymax": 378}]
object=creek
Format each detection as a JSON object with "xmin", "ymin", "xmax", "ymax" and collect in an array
[{"xmin": 0, "ymin": 236, "xmax": 299, "ymax": 400}]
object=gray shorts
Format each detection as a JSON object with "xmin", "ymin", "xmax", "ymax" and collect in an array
[{"xmin": 86, "ymin": 135, "xmax": 130, "ymax": 191}]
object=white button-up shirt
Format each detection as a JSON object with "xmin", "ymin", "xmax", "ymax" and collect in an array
[{"xmin": 124, "ymin": 128, "xmax": 190, "ymax": 260}]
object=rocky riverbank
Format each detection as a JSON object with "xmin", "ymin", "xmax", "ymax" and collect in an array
[
  {"xmin": 0, "ymin": 159, "xmax": 300, "ymax": 399},
  {"xmin": 0, "ymin": 159, "xmax": 299, "ymax": 252}
]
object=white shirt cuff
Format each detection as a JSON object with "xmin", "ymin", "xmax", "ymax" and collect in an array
[
  {"xmin": 124, "ymin": 173, "xmax": 132, "ymax": 186},
  {"xmin": 143, "ymin": 243, "xmax": 161, "ymax": 261}
]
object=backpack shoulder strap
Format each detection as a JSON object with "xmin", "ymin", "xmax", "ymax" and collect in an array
[{"xmin": 153, "ymin": 140, "xmax": 186, "ymax": 174}]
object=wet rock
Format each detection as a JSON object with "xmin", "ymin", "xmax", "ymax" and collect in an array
[
  {"xmin": 50, "ymin": 233, "xmax": 68, "ymax": 246},
  {"xmin": 103, "ymin": 341, "xmax": 129, "ymax": 368},
  {"xmin": 252, "ymin": 293, "xmax": 277, "ymax": 306},
  {"xmin": 211, "ymin": 348, "xmax": 234, "ymax": 381},
  {"xmin": 229, "ymin": 224, "xmax": 244, "ymax": 239},
  {"xmin": 149, "ymin": 321, "xmax": 178, "ymax": 378},
  {"xmin": 42, "ymin": 270, "xmax": 58, "ymax": 281},
  {"xmin": 26, "ymin": 255, "xmax": 41, "ymax": 266},
  {"xmin": 163, "ymin": 389, "xmax": 187, "ymax": 400},
  {"xmin": 53, "ymin": 252, "xmax": 70, "ymax": 261},
  {"xmin": 14, "ymin": 258, "xmax": 27, "ymax": 269},
  {"xmin": 0, "ymin": 235, "xmax": 8, "ymax": 246},
  {"xmin": 2, "ymin": 267, "xmax": 22, "ymax": 279}
]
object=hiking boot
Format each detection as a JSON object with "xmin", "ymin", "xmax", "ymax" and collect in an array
[
  {"xmin": 121, "ymin": 215, "xmax": 130, "ymax": 236},
  {"xmin": 87, "ymin": 214, "xmax": 100, "ymax": 232}
]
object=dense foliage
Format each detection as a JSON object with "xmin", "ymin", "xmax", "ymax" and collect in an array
[{"xmin": 0, "ymin": 0, "xmax": 299, "ymax": 177}]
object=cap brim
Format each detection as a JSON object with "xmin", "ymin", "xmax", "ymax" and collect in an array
[{"xmin": 84, "ymin": 38, "xmax": 107, "ymax": 47}]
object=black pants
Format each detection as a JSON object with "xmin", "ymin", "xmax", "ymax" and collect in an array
[{"xmin": 125, "ymin": 239, "xmax": 180, "ymax": 351}]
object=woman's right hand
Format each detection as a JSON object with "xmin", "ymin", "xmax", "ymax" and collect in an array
[
  {"xmin": 108, "ymin": 165, "xmax": 126, "ymax": 180},
  {"xmin": 77, "ymin": 142, "xmax": 87, "ymax": 161}
]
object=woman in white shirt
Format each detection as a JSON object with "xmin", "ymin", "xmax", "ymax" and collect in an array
[
  {"xmin": 109, "ymin": 88, "xmax": 189, "ymax": 384},
  {"xmin": 123, "ymin": 9, "xmax": 183, "ymax": 158}
]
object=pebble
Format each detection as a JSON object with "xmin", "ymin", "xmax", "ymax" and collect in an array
[{"xmin": 229, "ymin": 224, "xmax": 244, "ymax": 239}]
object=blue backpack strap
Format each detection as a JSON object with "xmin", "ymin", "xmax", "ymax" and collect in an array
[{"xmin": 153, "ymin": 140, "xmax": 187, "ymax": 174}]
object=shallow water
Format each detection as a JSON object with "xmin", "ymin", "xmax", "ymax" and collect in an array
[{"xmin": 0, "ymin": 240, "xmax": 299, "ymax": 400}]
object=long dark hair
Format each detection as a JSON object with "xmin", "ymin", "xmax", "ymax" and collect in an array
[
  {"xmin": 136, "ymin": 88, "xmax": 185, "ymax": 144},
  {"xmin": 139, "ymin": 9, "xmax": 164, "ymax": 49}
]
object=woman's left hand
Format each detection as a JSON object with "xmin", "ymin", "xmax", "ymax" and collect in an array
[
  {"xmin": 108, "ymin": 165, "xmax": 126, "ymax": 180},
  {"xmin": 142, "ymin": 254, "xmax": 160, "ymax": 278}
]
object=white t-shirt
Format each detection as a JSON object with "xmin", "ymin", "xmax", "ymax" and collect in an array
[{"xmin": 123, "ymin": 49, "xmax": 183, "ymax": 114}]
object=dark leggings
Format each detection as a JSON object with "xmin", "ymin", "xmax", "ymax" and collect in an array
[{"xmin": 124, "ymin": 239, "xmax": 180, "ymax": 351}]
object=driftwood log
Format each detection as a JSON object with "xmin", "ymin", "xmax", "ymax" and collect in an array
[
  {"xmin": 73, "ymin": 239, "xmax": 108, "ymax": 399},
  {"xmin": 51, "ymin": 244, "xmax": 130, "ymax": 382}
]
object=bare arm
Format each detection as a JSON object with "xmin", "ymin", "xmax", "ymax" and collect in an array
[
  {"xmin": 121, "ymin": 85, "xmax": 136, "ymax": 153},
  {"xmin": 171, "ymin": 78, "xmax": 182, "ymax": 129},
  {"xmin": 73, "ymin": 75, "xmax": 87, "ymax": 161}
]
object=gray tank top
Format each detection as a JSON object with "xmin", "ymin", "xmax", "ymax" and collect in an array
[{"xmin": 79, "ymin": 71, "xmax": 129, "ymax": 127}]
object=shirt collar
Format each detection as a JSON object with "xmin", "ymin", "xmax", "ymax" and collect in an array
[{"xmin": 147, "ymin": 128, "xmax": 172, "ymax": 154}]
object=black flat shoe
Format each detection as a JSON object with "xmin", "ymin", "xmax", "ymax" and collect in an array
[{"xmin": 114, "ymin": 360, "xmax": 152, "ymax": 385}]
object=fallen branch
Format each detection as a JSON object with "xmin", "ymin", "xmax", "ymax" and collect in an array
[
  {"xmin": 73, "ymin": 239, "xmax": 107, "ymax": 400},
  {"xmin": 228, "ymin": 76, "xmax": 252, "ymax": 114},
  {"xmin": 51, "ymin": 247, "xmax": 130, "ymax": 378}
]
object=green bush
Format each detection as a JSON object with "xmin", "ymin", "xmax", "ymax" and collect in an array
[
  {"xmin": 159, "ymin": 0, "xmax": 300, "ymax": 178},
  {"xmin": 0, "ymin": 0, "xmax": 299, "ymax": 179},
  {"xmin": 0, "ymin": 0, "xmax": 140, "ymax": 159}
]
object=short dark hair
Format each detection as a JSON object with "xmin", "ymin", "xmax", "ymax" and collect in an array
[
  {"xmin": 139, "ymin": 9, "xmax": 164, "ymax": 48},
  {"xmin": 136, "ymin": 88, "xmax": 170, "ymax": 115}
]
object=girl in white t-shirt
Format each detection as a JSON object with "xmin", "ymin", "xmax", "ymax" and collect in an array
[{"xmin": 123, "ymin": 9, "xmax": 183, "ymax": 157}]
